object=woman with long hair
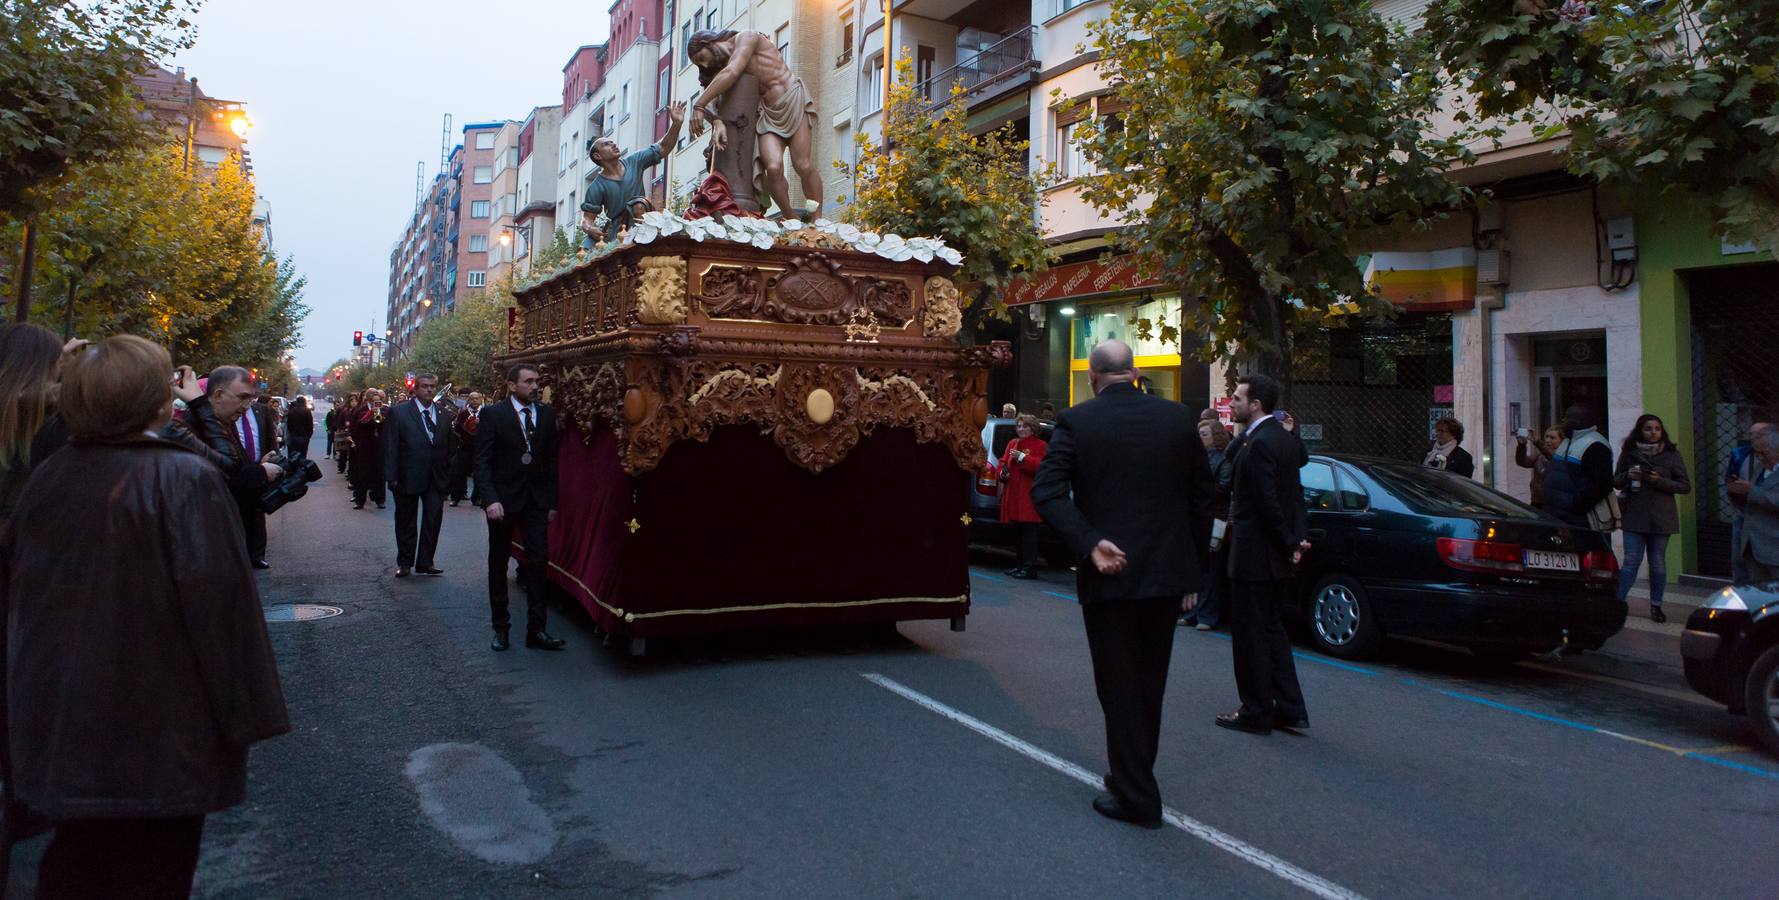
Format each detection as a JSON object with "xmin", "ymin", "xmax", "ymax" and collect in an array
[
  {"xmin": 0, "ymin": 323, "xmax": 69, "ymax": 525},
  {"xmin": 998, "ymin": 414, "xmax": 1049, "ymax": 578},
  {"xmin": 1614, "ymin": 414, "xmax": 1691, "ymax": 623},
  {"xmin": 1514, "ymin": 424, "xmax": 1564, "ymax": 509}
]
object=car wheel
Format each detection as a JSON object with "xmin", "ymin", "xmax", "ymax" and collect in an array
[
  {"xmin": 1744, "ymin": 644, "xmax": 1779, "ymax": 758},
  {"xmin": 1306, "ymin": 573, "xmax": 1383, "ymax": 660}
]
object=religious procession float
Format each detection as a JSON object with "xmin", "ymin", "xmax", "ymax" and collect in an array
[{"xmin": 496, "ymin": 79, "xmax": 1006, "ymax": 653}]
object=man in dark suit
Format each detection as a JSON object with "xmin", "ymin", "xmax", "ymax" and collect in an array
[
  {"xmin": 474, "ymin": 363, "xmax": 565, "ymax": 652},
  {"xmin": 1031, "ymin": 339, "xmax": 1215, "ymax": 829},
  {"xmin": 384, "ymin": 373, "xmax": 454, "ymax": 578},
  {"xmin": 185, "ymin": 366, "xmax": 282, "ymax": 569},
  {"xmin": 1220, "ymin": 373, "xmax": 1311, "ymax": 735}
]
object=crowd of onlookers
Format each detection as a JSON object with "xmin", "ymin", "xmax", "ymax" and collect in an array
[
  {"xmin": 993, "ymin": 387, "xmax": 1779, "ymax": 626},
  {"xmin": 0, "ymin": 323, "xmax": 289, "ymax": 896}
]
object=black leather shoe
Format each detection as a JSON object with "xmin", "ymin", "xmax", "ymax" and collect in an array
[
  {"xmin": 251, "ymin": 559, "xmax": 271, "ymax": 570},
  {"xmin": 491, "ymin": 629, "xmax": 510, "ymax": 652},
  {"xmin": 1092, "ymin": 793, "xmax": 1163, "ymax": 829},
  {"xmin": 1650, "ymin": 605, "xmax": 1667, "ymax": 624},
  {"xmin": 395, "ymin": 567, "xmax": 411, "ymax": 578},
  {"xmin": 526, "ymin": 631, "xmax": 566, "ymax": 650},
  {"xmin": 1216, "ymin": 711, "xmax": 1272, "ymax": 735},
  {"xmin": 418, "ymin": 567, "xmax": 443, "ymax": 576},
  {"xmin": 1274, "ymin": 714, "xmax": 1310, "ymax": 731}
]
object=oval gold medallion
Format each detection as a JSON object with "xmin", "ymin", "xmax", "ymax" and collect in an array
[{"xmin": 806, "ymin": 388, "xmax": 835, "ymax": 425}]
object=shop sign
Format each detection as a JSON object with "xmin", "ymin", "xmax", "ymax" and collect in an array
[
  {"xmin": 1004, "ymin": 257, "xmax": 1165, "ymax": 306},
  {"xmin": 1434, "ymin": 384, "xmax": 1454, "ymax": 403},
  {"xmin": 1213, "ymin": 395, "xmax": 1233, "ymax": 427},
  {"xmin": 1428, "ymin": 407, "xmax": 1454, "ymax": 440}
]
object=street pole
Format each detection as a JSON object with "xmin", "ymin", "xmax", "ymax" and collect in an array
[
  {"xmin": 12, "ymin": 220, "xmax": 36, "ymax": 323},
  {"xmin": 182, "ymin": 77, "xmax": 198, "ymax": 174}
]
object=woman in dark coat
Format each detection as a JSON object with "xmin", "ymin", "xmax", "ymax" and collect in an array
[
  {"xmin": 999, "ymin": 414, "xmax": 1048, "ymax": 579},
  {"xmin": 1614, "ymin": 413, "xmax": 1691, "ymax": 623},
  {"xmin": 1, "ymin": 336, "xmax": 288, "ymax": 899}
]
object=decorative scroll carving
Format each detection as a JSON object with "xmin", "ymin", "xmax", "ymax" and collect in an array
[
  {"xmin": 695, "ymin": 265, "xmax": 769, "ymax": 318},
  {"xmin": 767, "ymin": 254, "xmax": 852, "ymax": 324},
  {"xmin": 553, "ymin": 362, "xmax": 627, "ymax": 440},
  {"xmin": 636, "ymin": 256, "xmax": 688, "ymax": 325},
  {"xmin": 922, "ymin": 276, "xmax": 963, "ymax": 339}
]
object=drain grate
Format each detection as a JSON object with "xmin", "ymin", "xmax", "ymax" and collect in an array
[{"xmin": 265, "ymin": 604, "xmax": 343, "ymax": 622}]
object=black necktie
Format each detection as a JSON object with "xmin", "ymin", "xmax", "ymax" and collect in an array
[
  {"xmin": 422, "ymin": 406, "xmax": 435, "ymax": 442},
  {"xmin": 522, "ymin": 406, "xmax": 535, "ymax": 444}
]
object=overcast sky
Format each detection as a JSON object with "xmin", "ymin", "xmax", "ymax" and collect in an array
[{"xmin": 170, "ymin": 0, "xmax": 610, "ymax": 371}]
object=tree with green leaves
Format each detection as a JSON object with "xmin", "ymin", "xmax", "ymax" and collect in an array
[
  {"xmin": 0, "ymin": 0, "xmax": 200, "ymax": 213},
  {"xmin": 840, "ymin": 59, "xmax": 1051, "ymax": 342},
  {"xmin": 402, "ymin": 284, "xmax": 509, "ymax": 391},
  {"xmin": 1426, "ymin": 0, "xmax": 1779, "ymax": 255},
  {"xmin": 1079, "ymin": 0, "xmax": 1474, "ymax": 393}
]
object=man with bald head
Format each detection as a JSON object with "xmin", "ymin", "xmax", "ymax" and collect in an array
[{"xmin": 1031, "ymin": 339, "xmax": 1215, "ymax": 829}]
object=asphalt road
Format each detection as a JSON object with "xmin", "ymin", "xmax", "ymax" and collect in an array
[{"xmin": 24, "ymin": 461, "xmax": 1777, "ymax": 899}]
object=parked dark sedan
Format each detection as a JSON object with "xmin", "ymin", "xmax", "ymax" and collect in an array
[
  {"xmin": 1681, "ymin": 583, "xmax": 1779, "ymax": 756},
  {"xmin": 1294, "ymin": 456, "xmax": 1626, "ymax": 661}
]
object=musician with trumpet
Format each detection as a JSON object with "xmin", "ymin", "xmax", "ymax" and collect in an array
[{"xmin": 349, "ymin": 388, "xmax": 389, "ymax": 509}]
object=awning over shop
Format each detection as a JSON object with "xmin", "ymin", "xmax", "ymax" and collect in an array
[
  {"xmin": 1004, "ymin": 256, "xmax": 1165, "ymax": 306},
  {"xmin": 1363, "ymin": 248, "xmax": 1477, "ymax": 311}
]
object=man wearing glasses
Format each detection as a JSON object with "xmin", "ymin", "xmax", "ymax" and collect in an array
[{"xmin": 186, "ymin": 366, "xmax": 283, "ymax": 569}]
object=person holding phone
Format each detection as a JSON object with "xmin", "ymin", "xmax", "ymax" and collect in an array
[
  {"xmin": 1615, "ymin": 414, "xmax": 1691, "ymax": 622},
  {"xmin": 998, "ymin": 414, "xmax": 1048, "ymax": 579},
  {"xmin": 1514, "ymin": 425, "xmax": 1563, "ymax": 509}
]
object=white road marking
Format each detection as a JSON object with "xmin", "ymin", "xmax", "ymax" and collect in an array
[{"xmin": 862, "ymin": 673, "xmax": 1367, "ymax": 900}]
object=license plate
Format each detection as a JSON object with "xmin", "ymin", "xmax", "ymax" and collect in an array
[{"xmin": 1524, "ymin": 550, "xmax": 1579, "ymax": 572}]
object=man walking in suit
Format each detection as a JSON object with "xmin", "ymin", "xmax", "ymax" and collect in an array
[
  {"xmin": 1031, "ymin": 340, "xmax": 1215, "ymax": 829},
  {"xmin": 450, "ymin": 392, "xmax": 484, "ymax": 507},
  {"xmin": 1219, "ymin": 373, "xmax": 1311, "ymax": 735},
  {"xmin": 385, "ymin": 373, "xmax": 454, "ymax": 578},
  {"xmin": 475, "ymin": 364, "xmax": 566, "ymax": 652}
]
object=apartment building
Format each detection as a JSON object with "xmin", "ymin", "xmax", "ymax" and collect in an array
[
  {"xmin": 134, "ymin": 65, "xmax": 254, "ymax": 177},
  {"xmin": 385, "ymin": 122, "xmax": 506, "ymax": 356},
  {"xmin": 514, "ymin": 105, "xmax": 564, "ymax": 276},
  {"xmin": 486, "ymin": 120, "xmax": 524, "ymax": 285},
  {"xmin": 553, "ymin": 1, "xmax": 667, "ymax": 244}
]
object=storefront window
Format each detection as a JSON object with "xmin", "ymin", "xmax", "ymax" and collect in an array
[{"xmin": 1068, "ymin": 294, "xmax": 1184, "ymax": 405}]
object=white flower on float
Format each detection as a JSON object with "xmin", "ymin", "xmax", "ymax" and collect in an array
[{"xmin": 750, "ymin": 232, "xmax": 776, "ymax": 250}]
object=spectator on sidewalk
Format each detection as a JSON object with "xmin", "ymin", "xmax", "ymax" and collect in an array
[
  {"xmin": 1544, "ymin": 405, "xmax": 1616, "ymax": 530},
  {"xmin": 1038, "ymin": 402, "xmax": 1057, "ymax": 424},
  {"xmin": 1183, "ymin": 419, "xmax": 1234, "ymax": 630},
  {"xmin": 1730, "ymin": 426, "xmax": 1779, "ymax": 583},
  {"xmin": 1425, "ymin": 417, "xmax": 1474, "ymax": 479},
  {"xmin": 187, "ymin": 366, "xmax": 282, "ymax": 569},
  {"xmin": 998, "ymin": 414, "xmax": 1048, "ymax": 579},
  {"xmin": 0, "ymin": 324, "xmax": 73, "ymax": 526},
  {"xmin": 1515, "ymin": 425, "xmax": 1563, "ymax": 510},
  {"xmin": 1, "ymin": 335, "xmax": 289, "ymax": 899},
  {"xmin": 1726, "ymin": 422, "xmax": 1775, "ymax": 583},
  {"xmin": 1001, "ymin": 403, "xmax": 1019, "ymax": 419},
  {"xmin": 286, "ymin": 396, "xmax": 314, "ymax": 459},
  {"xmin": 1614, "ymin": 414, "xmax": 1691, "ymax": 624}
]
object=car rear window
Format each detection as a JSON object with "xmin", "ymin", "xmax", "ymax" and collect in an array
[{"xmin": 1367, "ymin": 464, "xmax": 1538, "ymax": 518}]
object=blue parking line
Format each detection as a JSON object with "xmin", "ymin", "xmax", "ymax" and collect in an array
[
  {"xmin": 970, "ymin": 570, "xmax": 1009, "ymax": 584},
  {"xmin": 1688, "ymin": 753, "xmax": 1779, "ymax": 782},
  {"xmin": 1043, "ymin": 591, "xmax": 1079, "ymax": 603},
  {"xmin": 1197, "ymin": 630, "xmax": 1379, "ymax": 676},
  {"xmin": 1430, "ymin": 689, "xmax": 1599, "ymax": 733}
]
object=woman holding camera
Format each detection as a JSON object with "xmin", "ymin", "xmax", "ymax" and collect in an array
[
  {"xmin": 1514, "ymin": 424, "xmax": 1564, "ymax": 509},
  {"xmin": 999, "ymin": 414, "xmax": 1049, "ymax": 579},
  {"xmin": 1615, "ymin": 414, "xmax": 1691, "ymax": 623},
  {"xmin": 2, "ymin": 336, "xmax": 288, "ymax": 899}
]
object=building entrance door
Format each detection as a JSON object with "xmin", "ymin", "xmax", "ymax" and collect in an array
[{"xmin": 1532, "ymin": 335, "xmax": 1608, "ymax": 434}]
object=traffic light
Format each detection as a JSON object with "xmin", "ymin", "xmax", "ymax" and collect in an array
[
  {"xmin": 353, "ymin": 330, "xmax": 363, "ymax": 346},
  {"xmin": 404, "ymin": 375, "xmax": 415, "ymax": 392}
]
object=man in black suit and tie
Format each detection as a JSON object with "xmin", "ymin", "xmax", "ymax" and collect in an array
[
  {"xmin": 1032, "ymin": 339, "xmax": 1215, "ymax": 829},
  {"xmin": 186, "ymin": 366, "xmax": 282, "ymax": 569},
  {"xmin": 1219, "ymin": 373, "xmax": 1311, "ymax": 735},
  {"xmin": 384, "ymin": 372, "xmax": 454, "ymax": 578},
  {"xmin": 474, "ymin": 363, "xmax": 565, "ymax": 652}
]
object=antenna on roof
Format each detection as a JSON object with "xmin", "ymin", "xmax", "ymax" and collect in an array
[{"xmin": 439, "ymin": 113, "xmax": 453, "ymax": 169}]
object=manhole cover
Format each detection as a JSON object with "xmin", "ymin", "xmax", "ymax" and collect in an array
[{"xmin": 265, "ymin": 604, "xmax": 343, "ymax": 622}]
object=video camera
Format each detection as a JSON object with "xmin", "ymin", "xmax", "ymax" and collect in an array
[{"xmin": 260, "ymin": 450, "xmax": 324, "ymax": 514}]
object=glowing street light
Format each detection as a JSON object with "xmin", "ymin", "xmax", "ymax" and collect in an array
[
  {"xmin": 227, "ymin": 113, "xmax": 252, "ymax": 139},
  {"xmin": 498, "ymin": 231, "xmax": 513, "ymax": 247}
]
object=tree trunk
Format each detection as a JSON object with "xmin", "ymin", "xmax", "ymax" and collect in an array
[
  {"xmin": 62, "ymin": 278, "xmax": 78, "ymax": 339},
  {"xmin": 957, "ymin": 283, "xmax": 995, "ymax": 348},
  {"xmin": 13, "ymin": 219, "xmax": 36, "ymax": 324},
  {"xmin": 1241, "ymin": 289, "xmax": 1295, "ymax": 406}
]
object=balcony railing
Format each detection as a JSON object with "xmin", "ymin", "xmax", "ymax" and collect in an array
[{"xmin": 915, "ymin": 27, "xmax": 1038, "ymax": 116}]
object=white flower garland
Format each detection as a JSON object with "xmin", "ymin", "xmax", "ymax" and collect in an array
[{"xmin": 519, "ymin": 213, "xmax": 964, "ymax": 292}]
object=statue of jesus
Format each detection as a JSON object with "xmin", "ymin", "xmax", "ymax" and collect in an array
[{"xmin": 686, "ymin": 29, "xmax": 823, "ymax": 219}]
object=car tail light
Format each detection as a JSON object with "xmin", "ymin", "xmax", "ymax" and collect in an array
[
  {"xmin": 975, "ymin": 465, "xmax": 1001, "ymax": 497},
  {"xmin": 1437, "ymin": 538, "xmax": 1524, "ymax": 574},
  {"xmin": 1582, "ymin": 550, "xmax": 1618, "ymax": 584}
]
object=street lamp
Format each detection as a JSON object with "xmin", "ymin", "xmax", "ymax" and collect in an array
[{"xmin": 227, "ymin": 113, "xmax": 252, "ymax": 139}]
